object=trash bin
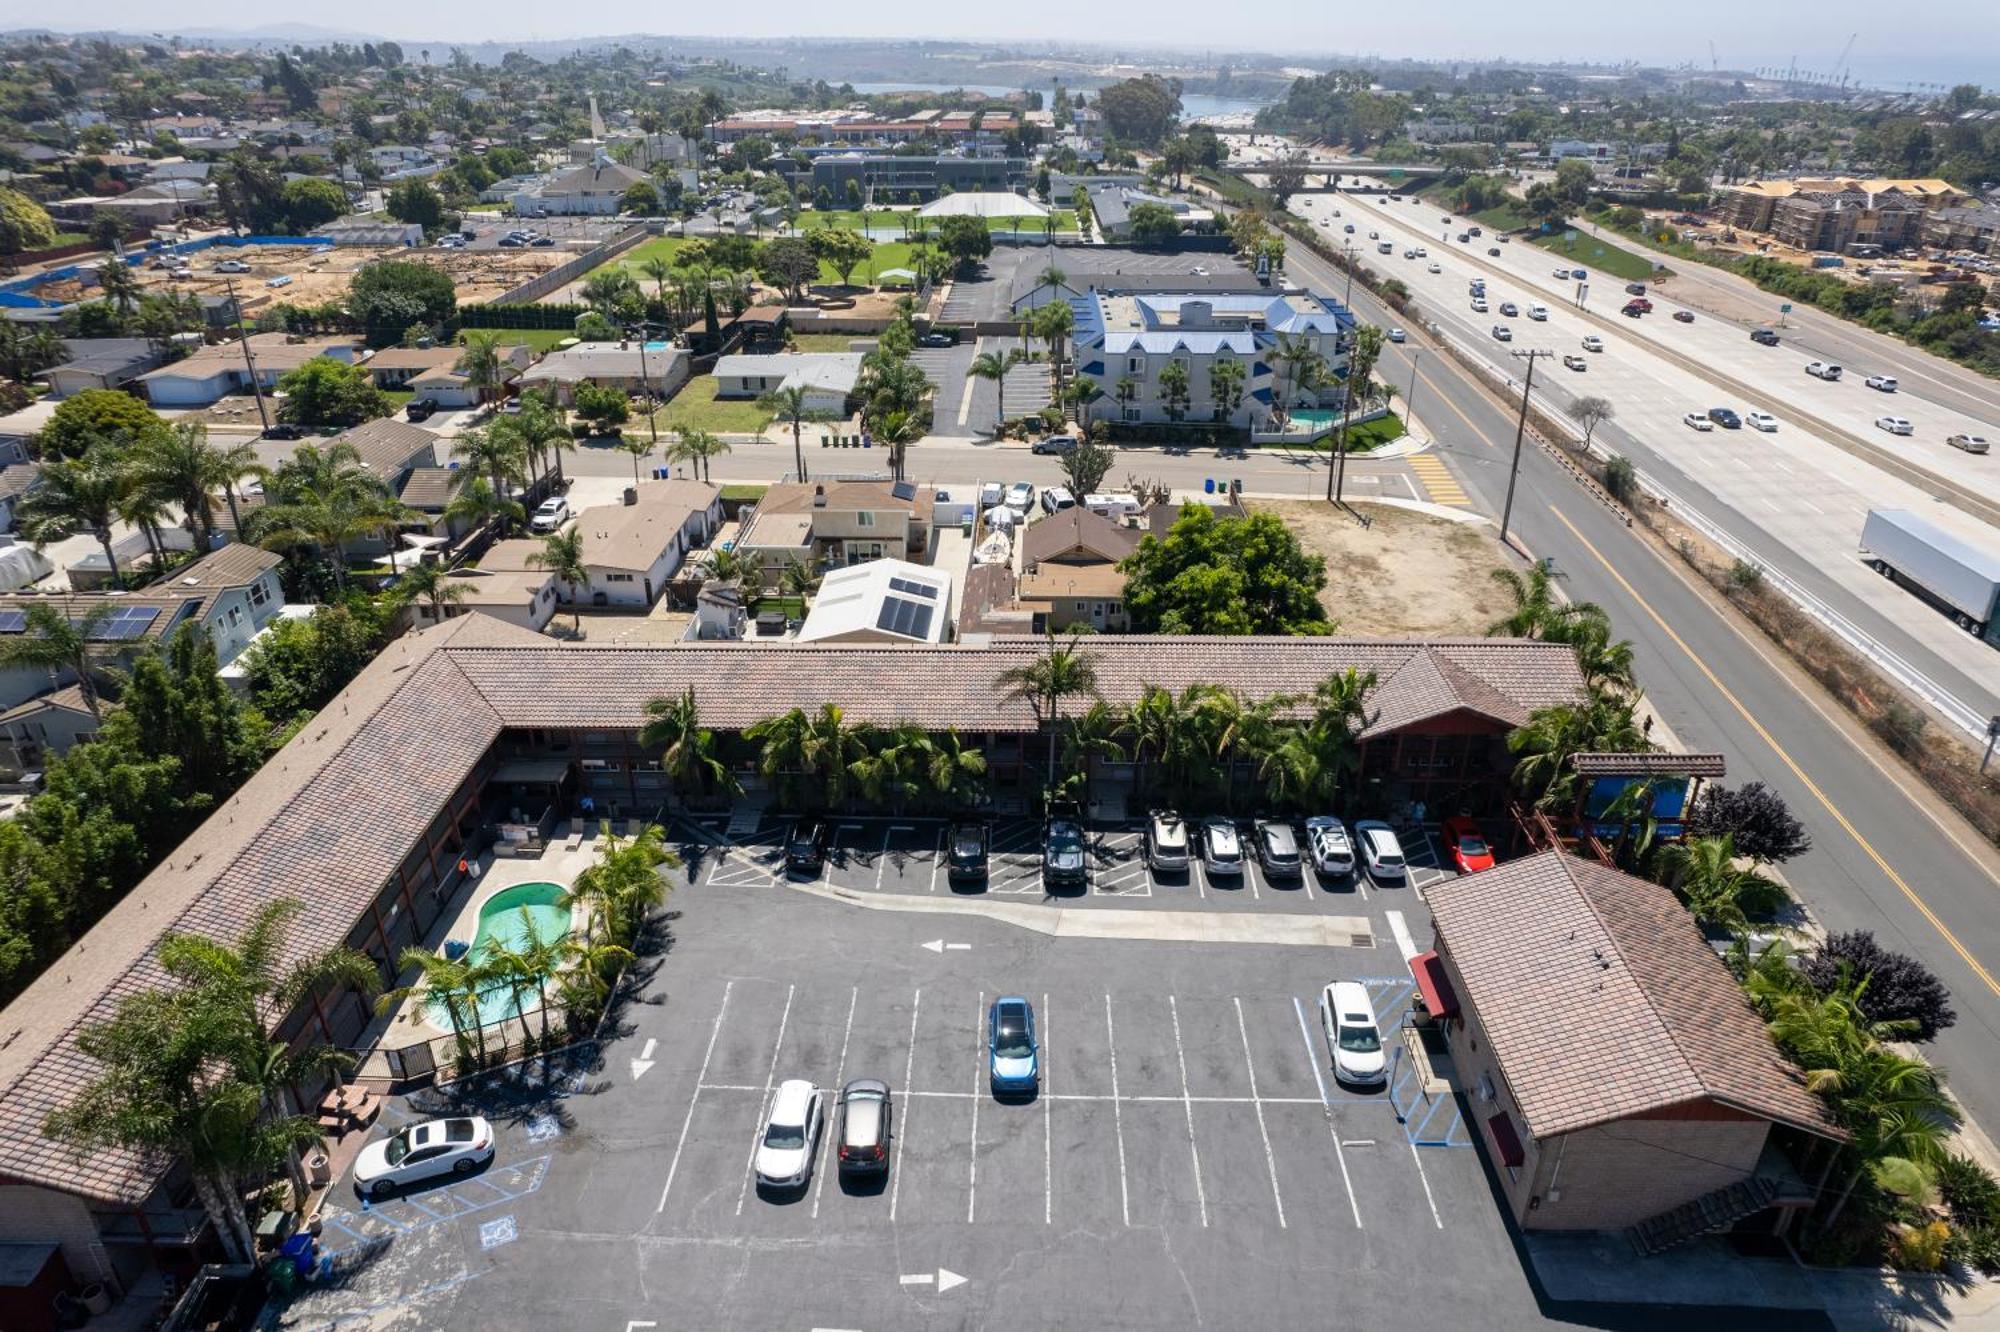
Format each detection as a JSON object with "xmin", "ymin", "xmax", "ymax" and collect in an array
[{"xmin": 1203, "ymin": 477, "xmax": 1216, "ymax": 494}]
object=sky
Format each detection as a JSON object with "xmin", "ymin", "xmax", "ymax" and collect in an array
[{"xmin": 6, "ymin": 3, "xmax": 1993, "ymax": 92}]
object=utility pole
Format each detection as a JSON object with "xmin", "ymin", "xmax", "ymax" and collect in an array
[
  {"xmin": 223, "ymin": 278, "xmax": 270, "ymax": 432},
  {"xmin": 627, "ymin": 323, "xmax": 660, "ymax": 448},
  {"xmin": 1340, "ymin": 239, "xmax": 1356, "ymax": 310},
  {"xmin": 1498, "ymin": 348, "xmax": 1551, "ymax": 547},
  {"xmin": 1404, "ymin": 348, "xmax": 1422, "ymax": 425}
]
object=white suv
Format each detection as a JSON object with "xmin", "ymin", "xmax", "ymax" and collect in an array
[
  {"xmin": 1146, "ymin": 810, "xmax": 1190, "ymax": 873},
  {"xmin": 1304, "ymin": 816, "xmax": 1354, "ymax": 876},
  {"xmin": 753, "ymin": 1079, "xmax": 822, "ymax": 1190},
  {"xmin": 1319, "ymin": 982, "xmax": 1387, "ymax": 1087},
  {"xmin": 1353, "ymin": 821, "xmax": 1407, "ymax": 883},
  {"xmin": 529, "ymin": 497, "xmax": 570, "ymax": 532}
]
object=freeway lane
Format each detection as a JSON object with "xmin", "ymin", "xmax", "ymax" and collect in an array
[{"xmin": 1283, "ymin": 235, "xmax": 2000, "ymax": 1135}]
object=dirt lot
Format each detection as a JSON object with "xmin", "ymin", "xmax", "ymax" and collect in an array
[
  {"xmin": 396, "ymin": 245, "xmax": 572, "ymax": 305},
  {"xmin": 1252, "ymin": 498, "xmax": 1511, "ymax": 637}
]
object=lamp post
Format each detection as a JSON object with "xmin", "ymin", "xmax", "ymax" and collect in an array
[{"xmin": 1499, "ymin": 348, "xmax": 1551, "ymax": 547}]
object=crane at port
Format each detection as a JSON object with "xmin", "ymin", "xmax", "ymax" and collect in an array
[{"xmin": 1831, "ymin": 33, "xmax": 1859, "ymax": 90}]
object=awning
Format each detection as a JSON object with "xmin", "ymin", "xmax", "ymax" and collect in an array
[
  {"xmin": 1409, "ymin": 950, "xmax": 1459, "ymax": 1020},
  {"xmin": 1485, "ymin": 1112, "xmax": 1525, "ymax": 1168}
]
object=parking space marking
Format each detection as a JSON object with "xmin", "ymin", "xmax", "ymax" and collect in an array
[
  {"xmin": 1167, "ymin": 996, "xmax": 1209, "ymax": 1228},
  {"xmin": 1104, "ymin": 993, "xmax": 1131, "ymax": 1226},
  {"xmin": 968, "ymin": 990, "xmax": 983, "ymax": 1224},
  {"xmin": 1409, "ymin": 1139, "xmax": 1444, "ymax": 1230},
  {"xmin": 889, "ymin": 987, "xmax": 919, "ymax": 1223},
  {"xmin": 1233, "ymin": 997, "xmax": 1287, "ymax": 1229},
  {"xmin": 929, "ymin": 827, "xmax": 944, "ymax": 893},
  {"xmin": 876, "ymin": 824, "xmax": 917, "ymax": 893},
  {"xmin": 1385, "ymin": 910, "xmax": 1419, "ymax": 961},
  {"xmin": 734, "ymin": 982, "xmax": 796, "ymax": 1216},
  {"xmin": 1292, "ymin": 995, "xmax": 1363, "ymax": 1228},
  {"xmin": 1043, "ymin": 991, "xmax": 1053, "ymax": 1225},
  {"xmin": 811, "ymin": 986, "xmax": 858, "ymax": 1219},
  {"xmin": 657, "ymin": 979, "xmax": 733, "ymax": 1214}
]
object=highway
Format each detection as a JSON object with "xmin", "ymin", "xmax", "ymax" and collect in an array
[
  {"xmin": 1298, "ymin": 189, "xmax": 2000, "ymax": 739},
  {"xmin": 1274, "ymin": 231, "xmax": 2000, "ymax": 1141}
]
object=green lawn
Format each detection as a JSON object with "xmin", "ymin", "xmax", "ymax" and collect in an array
[
  {"xmin": 378, "ymin": 387, "xmax": 417, "ymax": 410},
  {"xmin": 790, "ymin": 333, "xmax": 864, "ymax": 351},
  {"xmin": 457, "ymin": 327, "xmax": 578, "ymax": 352},
  {"xmin": 1278, "ymin": 410, "xmax": 1407, "ymax": 455},
  {"xmin": 798, "ymin": 208, "xmax": 1079, "ymax": 234},
  {"xmin": 653, "ymin": 376, "xmax": 772, "ymax": 435},
  {"xmin": 1527, "ymin": 227, "xmax": 1662, "ymax": 282},
  {"xmin": 615, "ymin": 233, "xmax": 916, "ymax": 287}
]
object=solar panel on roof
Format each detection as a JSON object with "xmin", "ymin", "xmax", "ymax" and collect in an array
[
  {"xmin": 887, "ymin": 576, "xmax": 938, "ymax": 600},
  {"xmin": 891, "ymin": 480, "xmax": 917, "ymax": 502},
  {"xmin": 0, "ymin": 610, "xmax": 24, "ymax": 634},
  {"xmin": 874, "ymin": 595, "xmax": 935, "ymax": 639},
  {"xmin": 85, "ymin": 606, "xmax": 160, "ymax": 642}
]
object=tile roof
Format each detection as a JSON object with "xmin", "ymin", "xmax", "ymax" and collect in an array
[
  {"xmin": 0, "ymin": 683, "xmax": 93, "ymax": 725},
  {"xmin": 0, "ymin": 462, "xmax": 40, "ymax": 503},
  {"xmin": 365, "ymin": 346, "xmax": 461, "ymax": 374},
  {"xmin": 0, "ymin": 592, "xmax": 206, "ymax": 644},
  {"xmin": 754, "ymin": 480, "xmax": 932, "ymax": 517},
  {"xmin": 1428, "ymin": 851, "xmax": 1839, "ymax": 1142},
  {"xmin": 571, "ymin": 481, "xmax": 719, "ymax": 572},
  {"xmin": 160, "ymin": 542, "xmax": 281, "ymax": 592},
  {"xmin": 330, "ymin": 418, "xmax": 439, "ymax": 481},
  {"xmin": 398, "ymin": 467, "xmax": 467, "ymax": 510}
]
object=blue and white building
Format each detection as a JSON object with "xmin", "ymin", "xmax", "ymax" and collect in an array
[{"xmin": 1071, "ymin": 290, "xmax": 1355, "ymax": 429}]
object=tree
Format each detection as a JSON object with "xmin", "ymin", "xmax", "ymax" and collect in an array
[
  {"xmin": 1486, "ymin": 564, "xmax": 1605, "ymax": 639},
  {"xmin": 1157, "ymin": 359, "xmax": 1191, "ymax": 421},
  {"xmin": 1073, "ymin": 186, "xmax": 1095, "ymax": 242},
  {"xmin": 745, "ymin": 704, "xmax": 872, "ymax": 811},
  {"xmin": 386, "ymin": 178, "xmax": 445, "ymax": 231},
  {"xmin": 1687, "ymin": 782, "xmax": 1812, "ymax": 865},
  {"xmin": 1655, "ymin": 834, "xmax": 1787, "ymax": 933},
  {"xmin": 487, "ymin": 913, "xmax": 568, "ymax": 1051},
  {"xmin": 1553, "ymin": 157, "xmax": 1596, "ymax": 205},
  {"xmin": 1121, "ymin": 504, "xmax": 1329, "ymax": 636},
  {"xmin": 967, "ymin": 348, "xmax": 1028, "ymax": 436},
  {"xmin": 1266, "ymin": 150, "xmax": 1311, "ymax": 207},
  {"xmin": 394, "ymin": 559, "xmax": 468, "ymax": 624},
  {"xmin": 756, "ymin": 237, "xmax": 820, "ymax": 302},
  {"xmin": 1059, "ymin": 440, "xmax": 1116, "ymax": 497},
  {"xmin": 36, "ymin": 387, "xmax": 167, "ymax": 459},
  {"xmin": 1802, "ymin": 932, "xmax": 1956, "ymax": 1043},
  {"xmin": 0, "ymin": 186, "xmax": 59, "ymax": 267},
  {"xmin": 278, "ymin": 176, "xmax": 347, "ymax": 232},
  {"xmin": 1030, "ymin": 298, "xmax": 1073, "ymax": 392},
  {"xmin": 996, "ymin": 629, "xmax": 1101, "ymax": 789},
  {"xmin": 528, "ymin": 528, "xmax": 589, "ymax": 634},
  {"xmin": 622, "ymin": 179, "xmax": 661, "ymax": 216},
  {"xmin": 1095, "ymin": 74, "xmax": 1183, "ymax": 146},
  {"xmin": 1506, "ymin": 698, "xmax": 1650, "ymax": 808},
  {"xmin": 1207, "ymin": 359, "xmax": 1245, "ymax": 422},
  {"xmin": 274, "ymin": 357, "xmax": 390, "ymax": 426},
  {"xmin": 0, "ymin": 602, "xmax": 116, "ymax": 718},
  {"xmin": 639, "ymin": 688, "xmax": 737, "ymax": 804},
  {"xmin": 572, "ymin": 381, "xmax": 632, "ymax": 436},
  {"xmin": 758, "ymin": 384, "xmax": 836, "ymax": 483},
  {"xmin": 16, "ymin": 458, "xmax": 130, "ymax": 584},
  {"xmin": 1525, "ymin": 181, "xmax": 1570, "ymax": 229},
  {"xmin": 807, "ymin": 227, "xmax": 874, "ymax": 287},
  {"xmin": 348, "ymin": 260, "xmax": 456, "ymax": 345},
  {"xmin": 1126, "ymin": 202, "xmax": 1182, "ymax": 246},
  {"xmin": 94, "ymin": 259, "xmax": 141, "ymax": 316},
  {"xmin": 454, "ymin": 331, "xmax": 506, "ymax": 405},
  {"xmin": 443, "ymin": 475, "xmax": 523, "ymax": 537},
  {"xmin": 1573, "ymin": 396, "xmax": 1615, "ymax": 450},
  {"xmin": 128, "ymin": 420, "xmax": 229, "ymax": 552},
  {"xmin": 934, "ymin": 215, "xmax": 992, "ymax": 270},
  {"xmin": 579, "ymin": 268, "xmax": 641, "ymax": 320},
  {"xmin": 665, "ymin": 427, "xmax": 730, "ymax": 483}
]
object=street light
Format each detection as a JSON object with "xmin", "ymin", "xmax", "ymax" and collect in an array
[
  {"xmin": 625, "ymin": 322, "xmax": 663, "ymax": 449},
  {"xmin": 1498, "ymin": 348, "xmax": 1552, "ymax": 547}
]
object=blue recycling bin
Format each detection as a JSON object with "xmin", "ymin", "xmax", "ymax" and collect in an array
[{"xmin": 1203, "ymin": 477, "xmax": 1216, "ymax": 494}]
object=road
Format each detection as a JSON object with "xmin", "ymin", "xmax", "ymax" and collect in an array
[
  {"xmin": 1274, "ymin": 231, "xmax": 2000, "ymax": 1144},
  {"xmin": 1299, "ymin": 190, "xmax": 2000, "ymax": 739}
]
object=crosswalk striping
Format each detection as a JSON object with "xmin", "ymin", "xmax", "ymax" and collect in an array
[{"xmin": 1406, "ymin": 455, "xmax": 1471, "ymax": 507}]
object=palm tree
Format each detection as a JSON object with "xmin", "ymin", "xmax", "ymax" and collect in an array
[
  {"xmin": 1487, "ymin": 564, "xmax": 1607, "ymax": 639},
  {"xmin": 1302, "ymin": 668, "xmax": 1378, "ymax": 807},
  {"xmin": 528, "ymin": 528, "xmax": 590, "ymax": 634},
  {"xmin": 1655, "ymin": 834, "xmax": 1788, "ymax": 932},
  {"xmin": 513, "ymin": 395, "xmax": 572, "ymax": 488},
  {"xmin": 566, "ymin": 824, "xmax": 679, "ymax": 949},
  {"xmin": 758, "ymin": 384, "xmax": 836, "ymax": 483},
  {"xmin": 116, "ymin": 478, "xmax": 174, "ymax": 572},
  {"xmin": 1059, "ymin": 699, "xmax": 1128, "ymax": 806},
  {"xmin": 638, "ymin": 254, "xmax": 675, "ymax": 304},
  {"xmin": 378, "ymin": 947, "xmax": 489, "ymax": 1066},
  {"xmin": 256, "ymin": 485, "xmax": 414, "ymax": 597},
  {"xmin": 95, "ymin": 257, "xmax": 141, "ymax": 314},
  {"xmin": 925, "ymin": 728, "xmax": 989, "ymax": 813},
  {"xmin": 869, "ymin": 409, "xmax": 922, "ymax": 483},
  {"xmin": 452, "ymin": 425, "xmax": 527, "ymax": 509},
  {"xmin": 968, "ymin": 348, "xmax": 1028, "ymax": 436},
  {"xmin": 1114, "ymin": 374, "xmax": 1139, "ymax": 423},
  {"xmin": 444, "ymin": 475, "xmax": 525, "ymax": 538},
  {"xmin": 639, "ymin": 688, "xmax": 738, "ymax": 805},
  {"xmin": 1507, "ymin": 698, "xmax": 1652, "ymax": 809},
  {"xmin": 1031, "ymin": 299, "xmax": 1074, "ymax": 396},
  {"xmin": 128, "ymin": 419, "xmax": 229, "ymax": 552},
  {"xmin": 1550, "ymin": 611, "xmax": 1637, "ymax": 697},
  {"xmin": 861, "ymin": 354, "xmax": 928, "ymax": 425},
  {"xmin": 487, "ymin": 912, "xmax": 568, "ymax": 1051},
  {"xmin": 1267, "ymin": 333, "xmax": 1325, "ymax": 429},
  {"xmin": 745, "ymin": 704, "xmax": 871, "ymax": 811},
  {"xmin": 0, "ymin": 601, "xmax": 117, "ymax": 718},
  {"xmin": 209, "ymin": 436, "xmax": 264, "ymax": 535},
  {"xmin": 394, "ymin": 559, "xmax": 468, "ymax": 625},
  {"xmin": 1063, "ymin": 375, "xmax": 1101, "ymax": 430},
  {"xmin": 997, "ymin": 629, "xmax": 1100, "ymax": 790},
  {"xmin": 16, "ymin": 457, "xmax": 128, "ymax": 584},
  {"xmin": 777, "ymin": 554, "xmax": 821, "ymax": 599},
  {"xmin": 454, "ymin": 331, "xmax": 505, "ymax": 406},
  {"xmin": 665, "ymin": 427, "xmax": 731, "ymax": 482},
  {"xmin": 616, "ymin": 434, "xmax": 653, "ymax": 486}
]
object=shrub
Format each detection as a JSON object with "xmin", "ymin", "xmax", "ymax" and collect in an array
[
  {"xmin": 1728, "ymin": 559, "xmax": 1764, "ymax": 591},
  {"xmin": 1938, "ymin": 1153, "xmax": 2000, "ymax": 1229},
  {"xmin": 1889, "ymin": 1220, "xmax": 1952, "ymax": 1273},
  {"xmin": 1602, "ymin": 455, "xmax": 1637, "ymax": 503},
  {"xmin": 1802, "ymin": 930, "xmax": 1957, "ymax": 1041}
]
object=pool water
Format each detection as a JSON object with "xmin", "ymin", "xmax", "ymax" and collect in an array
[
  {"xmin": 430, "ymin": 881, "xmax": 572, "ymax": 1029},
  {"xmin": 1290, "ymin": 409, "xmax": 1339, "ymax": 427}
]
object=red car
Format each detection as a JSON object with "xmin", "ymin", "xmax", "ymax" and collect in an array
[{"xmin": 1441, "ymin": 817, "xmax": 1495, "ymax": 874}]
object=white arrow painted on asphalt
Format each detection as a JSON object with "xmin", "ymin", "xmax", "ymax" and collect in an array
[
  {"xmin": 629, "ymin": 1037, "xmax": 657, "ymax": 1081},
  {"xmin": 920, "ymin": 940, "xmax": 972, "ymax": 954},
  {"xmin": 937, "ymin": 1268, "xmax": 967, "ymax": 1293},
  {"xmin": 897, "ymin": 1268, "xmax": 967, "ymax": 1293},
  {"xmin": 921, "ymin": 939, "xmax": 943, "ymax": 954}
]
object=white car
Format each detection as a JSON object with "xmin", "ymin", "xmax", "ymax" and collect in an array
[
  {"xmin": 1413, "ymin": 246, "xmax": 1427, "ymax": 257},
  {"xmin": 753, "ymin": 1079, "xmax": 823, "ymax": 1189},
  {"xmin": 1040, "ymin": 486, "xmax": 1076, "ymax": 514},
  {"xmin": 1146, "ymin": 809, "xmax": 1191, "ymax": 873},
  {"xmin": 1876, "ymin": 416, "xmax": 1914, "ymax": 436},
  {"xmin": 353, "ymin": 1116, "xmax": 494, "ymax": 1199},
  {"xmin": 1200, "ymin": 819, "xmax": 1243, "ymax": 877},
  {"xmin": 1864, "ymin": 374, "xmax": 1899, "ymax": 392},
  {"xmin": 1746, "ymin": 410, "xmax": 1779, "ymax": 432},
  {"xmin": 1303, "ymin": 816, "xmax": 1354, "ymax": 877},
  {"xmin": 213, "ymin": 258, "xmax": 250, "ymax": 273},
  {"xmin": 1491, "ymin": 325, "xmax": 1512, "ymax": 342},
  {"xmin": 1005, "ymin": 481, "xmax": 1035, "ymax": 511},
  {"xmin": 1553, "ymin": 267, "xmax": 1571, "ymax": 279},
  {"xmin": 1427, "ymin": 262, "xmax": 1441, "ymax": 274},
  {"xmin": 529, "ymin": 496, "xmax": 570, "ymax": 532},
  {"xmin": 1319, "ymin": 982, "xmax": 1387, "ymax": 1087},
  {"xmin": 1946, "ymin": 433, "xmax": 1989, "ymax": 454},
  {"xmin": 1562, "ymin": 354, "xmax": 1588, "ymax": 372},
  {"xmin": 1387, "ymin": 327, "xmax": 1406, "ymax": 343},
  {"xmin": 1526, "ymin": 304, "xmax": 1548, "ymax": 321},
  {"xmin": 1683, "ymin": 412, "xmax": 1715, "ymax": 432},
  {"xmin": 1352, "ymin": 820, "xmax": 1406, "ymax": 882},
  {"xmin": 1582, "ymin": 335, "xmax": 1604, "ymax": 352}
]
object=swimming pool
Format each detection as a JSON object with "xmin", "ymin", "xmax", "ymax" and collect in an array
[{"xmin": 431, "ymin": 881, "xmax": 572, "ymax": 1029}]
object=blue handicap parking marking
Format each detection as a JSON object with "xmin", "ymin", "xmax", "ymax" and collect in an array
[
  {"xmin": 523, "ymin": 1112, "xmax": 562, "ymax": 1143},
  {"xmin": 478, "ymin": 1215, "xmax": 518, "ymax": 1250},
  {"xmin": 316, "ymin": 1155, "xmax": 554, "ymax": 1261}
]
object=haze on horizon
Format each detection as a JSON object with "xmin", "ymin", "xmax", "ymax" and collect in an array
[{"xmin": 3, "ymin": 1, "xmax": 1990, "ymax": 90}]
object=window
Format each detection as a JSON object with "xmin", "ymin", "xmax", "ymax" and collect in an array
[
  {"xmin": 856, "ymin": 511, "xmax": 875, "ymax": 529},
  {"xmin": 226, "ymin": 606, "xmax": 242, "ymax": 627},
  {"xmin": 1075, "ymin": 601, "xmax": 1088, "ymax": 612},
  {"xmin": 1123, "ymin": 408, "xmax": 1141, "ymax": 423},
  {"xmin": 606, "ymin": 572, "xmax": 634, "ymax": 583},
  {"xmin": 1127, "ymin": 357, "xmax": 1141, "ymax": 374},
  {"xmin": 248, "ymin": 578, "xmax": 271, "ymax": 608}
]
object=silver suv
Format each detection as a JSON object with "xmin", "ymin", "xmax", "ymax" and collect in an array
[
  {"xmin": 836, "ymin": 1079, "xmax": 892, "ymax": 1178},
  {"xmin": 1146, "ymin": 810, "xmax": 1190, "ymax": 873},
  {"xmin": 1254, "ymin": 820, "xmax": 1302, "ymax": 878}
]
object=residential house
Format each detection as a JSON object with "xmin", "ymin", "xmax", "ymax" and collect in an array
[
  {"xmin": 436, "ymin": 566, "xmax": 559, "ymax": 632},
  {"xmin": 0, "ymin": 685, "xmax": 98, "ymax": 775},
  {"xmin": 39, "ymin": 337, "xmax": 164, "ymax": 398},
  {"xmin": 795, "ymin": 558, "xmax": 954, "ymax": 644},
  {"xmin": 1077, "ymin": 181, "xmax": 1213, "ymax": 240},
  {"xmin": 1016, "ymin": 506, "xmax": 1141, "ymax": 632},
  {"xmin": 1920, "ymin": 203, "xmax": 2000, "ymax": 255},
  {"xmin": 712, "ymin": 352, "xmax": 863, "ymax": 416},
  {"xmin": 1072, "ymin": 290, "xmax": 1354, "ymax": 428},
  {"xmin": 513, "ymin": 157, "xmax": 646, "ymax": 215},
  {"xmin": 0, "ymin": 591, "xmax": 210, "ymax": 712},
  {"xmin": 737, "ymin": 480, "xmax": 935, "ymax": 574},
  {"xmin": 367, "ymin": 344, "xmax": 532, "ymax": 407},
  {"xmin": 158, "ymin": 542, "xmax": 289, "ymax": 670},
  {"xmin": 1421, "ymin": 852, "xmax": 1842, "ymax": 1238},
  {"xmin": 396, "ymin": 467, "xmax": 471, "ymax": 542},
  {"xmin": 515, "ymin": 342, "xmax": 689, "ymax": 406},
  {"xmin": 136, "ymin": 334, "xmax": 360, "ymax": 407},
  {"xmin": 1720, "ymin": 176, "xmax": 1970, "ymax": 250},
  {"xmin": 0, "ymin": 465, "xmax": 41, "ymax": 535},
  {"xmin": 482, "ymin": 479, "xmax": 722, "ymax": 609}
]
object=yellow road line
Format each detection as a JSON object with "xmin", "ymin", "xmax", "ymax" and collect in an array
[{"xmin": 1547, "ymin": 503, "xmax": 2000, "ymax": 999}]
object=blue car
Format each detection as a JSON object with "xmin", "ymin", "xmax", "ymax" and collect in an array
[{"xmin": 988, "ymin": 996, "xmax": 1038, "ymax": 1095}]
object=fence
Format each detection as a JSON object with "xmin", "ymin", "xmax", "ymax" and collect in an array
[{"xmin": 487, "ymin": 224, "xmax": 653, "ymax": 308}]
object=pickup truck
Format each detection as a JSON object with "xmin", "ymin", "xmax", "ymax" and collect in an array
[{"xmin": 1805, "ymin": 361, "xmax": 1843, "ymax": 381}]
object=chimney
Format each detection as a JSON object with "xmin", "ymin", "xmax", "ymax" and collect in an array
[{"xmin": 812, "ymin": 485, "xmax": 826, "ymax": 508}]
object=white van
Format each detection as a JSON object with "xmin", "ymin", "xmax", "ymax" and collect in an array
[
  {"xmin": 979, "ymin": 481, "xmax": 1003, "ymax": 509},
  {"xmin": 1084, "ymin": 493, "xmax": 1140, "ymax": 520},
  {"xmin": 1376, "ymin": 240, "xmax": 1393, "ymax": 255},
  {"xmin": 1527, "ymin": 303, "xmax": 1548, "ymax": 321}
]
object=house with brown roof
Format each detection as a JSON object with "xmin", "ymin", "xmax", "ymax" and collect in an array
[
  {"xmin": 1018, "ymin": 507, "xmax": 1142, "ymax": 632},
  {"xmin": 155, "ymin": 541, "xmax": 288, "ymax": 669},
  {"xmin": 737, "ymin": 480, "xmax": 933, "ymax": 575},
  {"xmin": 366, "ymin": 344, "xmax": 533, "ymax": 408},
  {"xmin": 1420, "ymin": 852, "xmax": 1842, "ymax": 1245},
  {"xmin": 137, "ymin": 335, "xmax": 361, "ymax": 407},
  {"xmin": 0, "ymin": 684, "xmax": 98, "ymax": 775},
  {"xmin": 482, "ymin": 480, "xmax": 721, "ymax": 609}
]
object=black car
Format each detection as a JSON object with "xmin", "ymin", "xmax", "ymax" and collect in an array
[
  {"xmin": 947, "ymin": 821, "xmax": 988, "ymax": 883},
  {"xmin": 1042, "ymin": 820, "xmax": 1087, "ymax": 890},
  {"xmin": 836, "ymin": 1079, "xmax": 893, "ymax": 1177},
  {"xmin": 261, "ymin": 423, "xmax": 303, "ymax": 440},
  {"xmin": 1625, "ymin": 282, "xmax": 1648, "ymax": 296},
  {"xmin": 405, "ymin": 399, "xmax": 438, "ymax": 422},
  {"xmin": 1708, "ymin": 407, "xmax": 1742, "ymax": 429},
  {"xmin": 918, "ymin": 330, "xmax": 956, "ymax": 348},
  {"xmin": 1750, "ymin": 328, "xmax": 1780, "ymax": 346},
  {"xmin": 785, "ymin": 819, "xmax": 830, "ymax": 874},
  {"xmin": 530, "ymin": 236, "xmax": 555, "ymax": 246}
]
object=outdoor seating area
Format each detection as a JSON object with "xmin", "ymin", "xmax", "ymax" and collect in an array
[{"xmin": 313, "ymin": 1085, "xmax": 382, "ymax": 1138}]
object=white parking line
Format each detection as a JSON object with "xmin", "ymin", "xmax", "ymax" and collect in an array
[
  {"xmin": 656, "ymin": 979, "xmax": 732, "ymax": 1214},
  {"xmin": 1167, "ymin": 996, "xmax": 1209, "ymax": 1228},
  {"xmin": 968, "ymin": 990, "xmax": 983, "ymax": 1224},
  {"xmin": 929, "ymin": 827, "xmax": 944, "ymax": 893},
  {"xmin": 889, "ymin": 987, "xmax": 919, "ymax": 1223},
  {"xmin": 811, "ymin": 986, "xmax": 858, "ymax": 1219},
  {"xmin": 1234, "ymin": 997, "xmax": 1287, "ymax": 1229},
  {"xmin": 735, "ymin": 983, "xmax": 796, "ymax": 1216},
  {"xmin": 1293, "ymin": 994, "xmax": 1363, "ymax": 1229},
  {"xmin": 1104, "ymin": 993, "xmax": 1131, "ymax": 1227},
  {"xmin": 1043, "ymin": 991, "xmax": 1053, "ymax": 1225},
  {"xmin": 1409, "ymin": 1139, "xmax": 1444, "ymax": 1230},
  {"xmin": 1385, "ymin": 910, "xmax": 1419, "ymax": 962}
]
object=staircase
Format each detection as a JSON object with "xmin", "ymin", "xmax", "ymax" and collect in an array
[{"xmin": 1624, "ymin": 1177, "xmax": 1780, "ymax": 1257}]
